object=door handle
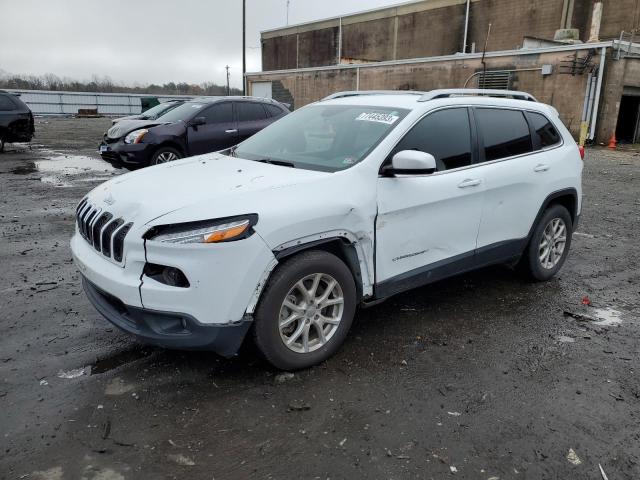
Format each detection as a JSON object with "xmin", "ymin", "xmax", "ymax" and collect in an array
[
  {"xmin": 534, "ymin": 164, "xmax": 550, "ymax": 172},
  {"xmin": 457, "ymin": 178, "xmax": 482, "ymax": 188},
  {"xmin": 225, "ymin": 129, "xmax": 238, "ymax": 134}
]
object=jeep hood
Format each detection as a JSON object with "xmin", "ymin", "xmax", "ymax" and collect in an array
[
  {"xmin": 86, "ymin": 153, "xmax": 330, "ymax": 227},
  {"xmin": 106, "ymin": 119, "xmax": 169, "ymax": 139}
]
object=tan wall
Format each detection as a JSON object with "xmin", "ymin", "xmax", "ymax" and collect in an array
[
  {"xmin": 395, "ymin": 4, "xmax": 466, "ymax": 58},
  {"xmin": 342, "ymin": 17, "xmax": 396, "ymax": 62},
  {"xmin": 261, "ymin": 0, "xmax": 640, "ymax": 70},
  {"xmin": 248, "ymin": 50, "xmax": 629, "ymax": 142},
  {"xmin": 467, "ymin": 0, "xmax": 565, "ymax": 52}
]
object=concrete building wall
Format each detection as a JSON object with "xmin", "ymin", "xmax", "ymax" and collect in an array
[
  {"xmin": 395, "ymin": 4, "xmax": 466, "ymax": 58},
  {"xmin": 261, "ymin": 0, "xmax": 640, "ymax": 70},
  {"xmin": 467, "ymin": 0, "xmax": 565, "ymax": 52},
  {"xmin": 248, "ymin": 49, "xmax": 626, "ymax": 141},
  {"xmin": 596, "ymin": 57, "xmax": 640, "ymax": 142}
]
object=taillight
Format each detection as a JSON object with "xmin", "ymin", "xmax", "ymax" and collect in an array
[{"xmin": 578, "ymin": 145, "xmax": 585, "ymax": 160}]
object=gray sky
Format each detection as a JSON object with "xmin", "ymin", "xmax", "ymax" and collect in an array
[{"xmin": 0, "ymin": 0, "xmax": 403, "ymax": 88}]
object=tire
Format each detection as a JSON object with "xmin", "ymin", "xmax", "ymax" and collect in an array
[
  {"xmin": 150, "ymin": 147, "xmax": 182, "ymax": 165},
  {"xmin": 521, "ymin": 204, "xmax": 573, "ymax": 281},
  {"xmin": 253, "ymin": 250, "xmax": 357, "ymax": 370},
  {"xmin": 0, "ymin": 137, "xmax": 5, "ymax": 153}
]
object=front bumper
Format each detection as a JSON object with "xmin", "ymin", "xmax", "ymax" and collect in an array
[
  {"xmin": 99, "ymin": 141, "xmax": 154, "ymax": 169},
  {"xmin": 83, "ymin": 277, "xmax": 251, "ymax": 355}
]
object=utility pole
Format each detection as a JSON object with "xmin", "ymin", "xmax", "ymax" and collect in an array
[
  {"xmin": 225, "ymin": 65, "xmax": 230, "ymax": 96},
  {"xmin": 242, "ymin": 0, "xmax": 246, "ymax": 96},
  {"xmin": 287, "ymin": 0, "xmax": 290, "ymax": 25}
]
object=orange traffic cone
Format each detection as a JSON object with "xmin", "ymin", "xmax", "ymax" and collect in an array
[{"xmin": 608, "ymin": 134, "xmax": 617, "ymax": 149}]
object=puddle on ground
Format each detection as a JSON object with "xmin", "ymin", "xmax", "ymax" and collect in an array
[
  {"xmin": 11, "ymin": 163, "xmax": 37, "ymax": 175},
  {"xmin": 591, "ymin": 307, "xmax": 623, "ymax": 326},
  {"xmin": 11, "ymin": 150, "xmax": 118, "ymax": 187}
]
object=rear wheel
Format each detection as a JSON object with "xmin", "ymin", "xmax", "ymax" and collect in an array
[
  {"xmin": 151, "ymin": 147, "xmax": 182, "ymax": 165},
  {"xmin": 253, "ymin": 250, "xmax": 357, "ymax": 370},
  {"xmin": 521, "ymin": 204, "xmax": 573, "ymax": 281}
]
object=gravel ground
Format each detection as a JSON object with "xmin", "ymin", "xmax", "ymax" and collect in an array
[{"xmin": 1, "ymin": 117, "xmax": 639, "ymax": 480}]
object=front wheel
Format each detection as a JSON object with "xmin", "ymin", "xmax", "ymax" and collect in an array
[
  {"xmin": 521, "ymin": 204, "xmax": 573, "ymax": 281},
  {"xmin": 150, "ymin": 147, "xmax": 182, "ymax": 165},
  {"xmin": 253, "ymin": 250, "xmax": 357, "ymax": 370}
]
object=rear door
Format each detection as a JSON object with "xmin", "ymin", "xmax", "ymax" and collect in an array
[
  {"xmin": 187, "ymin": 101, "xmax": 237, "ymax": 155},
  {"xmin": 375, "ymin": 107, "xmax": 485, "ymax": 296},
  {"xmin": 237, "ymin": 101, "xmax": 271, "ymax": 142},
  {"xmin": 473, "ymin": 108, "xmax": 561, "ymax": 261}
]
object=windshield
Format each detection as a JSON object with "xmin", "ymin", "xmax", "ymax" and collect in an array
[
  {"xmin": 142, "ymin": 102, "xmax": 179, "ymax": 119},
  {"xmin": 155, "ymin": 102, "xmax": 208, "ymax": 123},
  {"xmin": 234, "ymin": 104, "xmax": 409, "ymax": 171}
]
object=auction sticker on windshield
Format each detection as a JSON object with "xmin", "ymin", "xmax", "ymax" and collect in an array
[{"xmin": 355, "ymin": 112, "xmax": 400, "ymax": 125}]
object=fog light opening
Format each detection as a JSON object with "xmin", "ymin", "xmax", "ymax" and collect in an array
[{"xmin": 144, "ymin": 263, "xmax": 190, "ymax": 288}]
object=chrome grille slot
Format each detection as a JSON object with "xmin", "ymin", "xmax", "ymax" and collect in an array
[{"xmin": 74, "ymin": 199, "xmax": 133, "ymax": 264}]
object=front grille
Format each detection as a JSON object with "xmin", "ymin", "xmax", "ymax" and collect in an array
[{"xmin": 76, "ymin": 199, "xmax": 133, "ymax": 264}]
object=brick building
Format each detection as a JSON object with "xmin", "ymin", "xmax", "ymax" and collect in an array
[{"xmin": 246, "ymin": 0, "xmax": 640, "ymax": 143}]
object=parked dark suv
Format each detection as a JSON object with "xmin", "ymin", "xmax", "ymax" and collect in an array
[
  {"xmin": 99, "ymin": 96, "xmax": 289, "ymax": 169},
  {"xmin": 0, "ymin": 90, "xmax": 35, "ymax": 152}
]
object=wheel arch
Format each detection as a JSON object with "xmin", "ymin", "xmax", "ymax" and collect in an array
[
  {"xmin": 527, "ymin": 188, "xmax": 579, "ymax": 241},
  {"xmin": 274, "ymin": 237, "xmax": 365, "ymax": 302},
  {"xmin": 154, "ymin": 140, "xmax": 186, "ymax": 157},
  {"xmin": 244, "ymin": 233, "xmax": 373, "ymax": 316}
]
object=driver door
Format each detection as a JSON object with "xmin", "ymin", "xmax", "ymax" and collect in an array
[{"xmin": 375, "ymin": 107, "xmax": 485, "ymax": 297}]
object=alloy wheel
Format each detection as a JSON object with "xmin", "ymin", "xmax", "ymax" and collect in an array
[
  {"xmin": 538, "ymin": 217, "xmax": 567, "ymax": 269},
  {"xmin": 155, "ymin": 151, "xmax": 179, "ymax": 163},
  {"xmin": 278, "ymin": 273, "xmax": 344, "ymax": 354}
]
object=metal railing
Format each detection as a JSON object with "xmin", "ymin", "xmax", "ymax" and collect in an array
[{"xmin": 4, "ymin": 89, "xmax": 193, "ymax": 116}]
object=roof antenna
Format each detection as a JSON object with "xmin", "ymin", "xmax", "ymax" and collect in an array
[{"xmin": 480, "ymin": 23, "xmax": 492, "ymax": 90}]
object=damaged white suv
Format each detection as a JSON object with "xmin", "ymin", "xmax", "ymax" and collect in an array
[{"xmin": 71, "ymin": 89, "xmax": 583, "ymax": 370}]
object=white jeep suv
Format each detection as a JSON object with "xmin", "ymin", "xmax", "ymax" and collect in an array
[{"xmin": 71, "ymin": 89, "xmax": 583, "ymax": 370}]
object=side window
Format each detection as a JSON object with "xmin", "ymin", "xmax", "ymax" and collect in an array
[
  {"xmin": 527, "ymin": 112, "xmax": 561, "ymax": 149},
  {"xmin": 391, "ymin": 108, "xmax": 472, "ymax": 171},
  {"xmin": 202, "ymin": 102, "xmax": 233, "ymax": 124},
  {"xmin": 265, "ymin": 104, "xmax": 285, "ymax": 117},
  {"xmin": 0, "ymin": 95, "xmax": 17, "ymax": 111},
  {"xmin": 238, "ymin": 102, "xmax": 268, "ymax": 122},
  {"xmin": 476, "ymin": 108, "xmax": 532, "ymax": 161}
]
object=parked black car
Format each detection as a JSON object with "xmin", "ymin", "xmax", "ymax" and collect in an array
[
  {"xmin": 99, "ymin": 96, "xmax": 289, "ymax": 169},
  {"xmin": 0, "ymin": 90, "xmax": 35, "ymax": 152},
  {"xmin": 111, "ymin": 100, "xmax": 185, "ymax": 125}
]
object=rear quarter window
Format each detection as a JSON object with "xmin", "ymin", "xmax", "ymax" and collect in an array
[
  {"xmin": 265, "ymin": 104, "xmax": 286, "ymax": 117},
  {"xmin": 0, "ymin": 95, "xmax": 17, "ymax": 111},
  {"xmin": 527, "ymin": 111, "xmax": 562, "ymax": 149}
]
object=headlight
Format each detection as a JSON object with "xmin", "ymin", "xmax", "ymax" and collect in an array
[
  {"xmin": 145, "ymin": 215, "xmax": 258, "ymax": 244},
  {"xmin": 124, "ymin": 129, "xmax": 148, "ymax": 144}
]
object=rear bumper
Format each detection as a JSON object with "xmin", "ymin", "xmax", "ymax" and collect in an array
[
  {"xmin": 83, "ymin": 277, "xmax": 251, "ymax": 356},
  {"xmin": 99, "ymin": 141, "xmax": 153, "ymax": 169}
]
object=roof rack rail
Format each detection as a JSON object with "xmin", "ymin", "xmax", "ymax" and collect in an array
[
  {"xmin": 418, "ymin": 89, "xmax": 538, "ymax": 102},
  {"xmin": 323, "ymin": 90, "xmax": 425, "ymax": 101}
]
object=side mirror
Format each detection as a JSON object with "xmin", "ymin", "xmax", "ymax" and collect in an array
[
  {"xmin": 190, "ymin": 116, "xmax": 206, "ymax": 127},
  {"xmin": 383, "ymin": 150, "xmax": 437, "ymax": 176}
]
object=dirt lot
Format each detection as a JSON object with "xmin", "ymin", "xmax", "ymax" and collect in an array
[{"xmin": 1, "ymin": 117, "xmax": 639, "ymax": 480}]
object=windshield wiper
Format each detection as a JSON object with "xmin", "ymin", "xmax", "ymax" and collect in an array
[{"xmin": 254, "ymin": 158, "xmax": 295, "ymax": 168}]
